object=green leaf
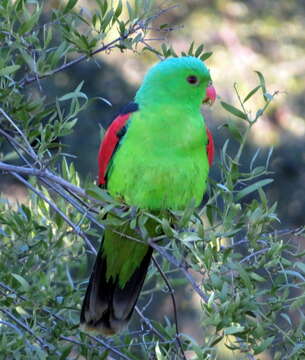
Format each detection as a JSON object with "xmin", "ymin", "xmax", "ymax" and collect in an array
[
  {"xmin": 86, "ymin": 184, "xmax": 114, "ymax": 203},
  {"xmin": 161, "ymin": 43, "xmax": 168, "ymax": 56},
  {"xmin": 63, "ymin": 0, "xmax": 78, "ymax": 14},
  {"xmin": 224, "ymin": 325, "xmax": 245, "ymax": 335},
  {"xmin": 0, "ymin": 65, "xmax": 20, "ymax": 77},
  {"xmin": 114, "ymin": 0, "xmax": 123, "ymax": 18},
  {"xmin": 155, "ymin": 342, "xmax": 165, "ymax": 360},
  {"xmin": 221, "ymin": 101, "xmax": 247, "ymax": 120},
  {"xmin": 250, "ymin": 272, "xmax": 265, "ymax": 282},
  {"xmin": 210, "ymin": 335, "xmax": 223, "ymax": 347},
  {"xmin": 255, "ymin": 71, "xmax": 267, "ymax": 101},
  {"xmin": 11, "ymin": 273, "xmax": 30, "ymax": 292},
  {"xmin": 223, "ymin": 122, "xmax": 243, "ymax": 143},
  {"xmin": 59, "ymin": 344, "xmax": 73, "ymax": 360},
  {"xmin": 48, "ymin": 41, "xmax": 69, "ymax": 67},
  {"xmin": 161, "ymin": 218, "xmax": 174, "ymax": 238},
  {"xmin": 253, "ymin": 336, "xmax": 275, "ymax": 355},
  {"xmin": 279, "ymin": 270, "xmax": 305, "ymax": 282},
  {"xmin": 61, "ymin": 157, "xmax": 70, "ymax": 180},
  {"xmin": 101, "ymin": 9, "xmax": 114, "ymax": 31},
  {"xmin": 59, "ymin": 91, "xmax": 87, "ymax": 101},
  {"xmin": 235, "ymin": 263, "xmax": 252, "ymax": 289},
  {"xmin": 64, "ymin": 118, "xmax": 78, "ymax": 131},
  {"xmin": 295, "ymin": 261, "xmax": 305, "ymax": 274},
  {"xmin": 195, "ymin": 44, "xmax": 204, "ymax": 57},
  {"xmin": 243, "ymin": 85, "xmax": 261, "ymax": 103},
  {"xmin": 207, "ymin": 291, "xmax": 215, "ymax": 309},
  {"xmin": 169, "ymin": 46, "xmax": 178, "ymax": 57},
  {"xmin": 20, "ymin": 49, "xmax": 36, "ymax": 72},
  {"xmin": 126, "ymin": 1, "xmax": 134, "ymax": 20},
  {"xmin": 200, "ymin": 51, "xmax": 213, "ymax": 61},
  {"xmin": 187, "ymin": 41, "xmax": 195, "ymax": 55},
  {"xmin": 97, "ymin": 0, "xmax": 108, "ymax": 16},
  {"xmin": 216, "ymin": 183, "xmax": 230, "ymax": 192},
  {"xmin": 236, "ymin": 178, "xmax": 274, "ymax": 201},
  {"xmin": 19, "ymin": 13, "xmax": 40, "ymax": 35}
]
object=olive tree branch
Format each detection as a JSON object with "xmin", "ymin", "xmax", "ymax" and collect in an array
[{"xmin": 17, "ymin": 4, "xmax": 179, "ymax": 88}]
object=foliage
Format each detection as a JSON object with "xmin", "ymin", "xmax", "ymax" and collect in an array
[{"xmin": 0, "ymin": 1, "xmax": 305, "ymax": 359}]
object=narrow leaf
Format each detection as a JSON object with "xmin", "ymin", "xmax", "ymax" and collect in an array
[
  {"xmin": 255, "ymin": 71, "xmax": 267, "ymax": 101},
  {"xmin": 59, "ymin": 91, "xmax": 87, "ymax": 101},
  {"xmin": 221, "ymin": 101, "xmax": 247, "ymax": 120},
  {"xmin": 63, "ymin": 0, "xmax": 78, "ymax": 14},
  {"xmin": 253, "ymin": 336, "xmax": 275, "ymax": 355},
  {"xmin": 195, "ymin": 44, "xmax": 204, "ymax": 57},
  {"xmin": 114, "ymin": 0, "xmax": 123, "ymax": 18},
  {"xmin": 224, "ymin": 325, "xmax": 245, "ymax": 335},
  {"xmin": 12, "ymin": 273, "xmax": 30, "ymax": 292},
  {"xmin": 295, "ymin": 261, "xmax": 305, "ymax": 274},
  {"xmin": 243, "ymin": 85, "xmax": 261, "ymax": 103},
  {"xmin": 236, "ymin": 179, "xmax": 274, "ymax": 200},
  {"xmin": 279, "ymin": 270, "xmax": 305, "ymax": 282},
  {"xmin": 0, "ymin": 65, "xmax": 21, "ymax": 77},
  {"xmin": 188, "ymin": 41, "xmax": 195, "ymax": 55},
  {"xmin": 200, "ymin": 51, "xmax": 213, "ymax": 61}
]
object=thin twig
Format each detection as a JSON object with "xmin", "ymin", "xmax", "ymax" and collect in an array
[
  {"xmin": 0, "ymin": 161, "xmax": 86, "ymax": 198},
  {"xmin": 86, "ymin": 334, "xmax": 133, "ymax": 360},
  {"xmin": 240, "ymin": 248, "xmax": 269, "ymax": 264},
  {"xmin": 0, "ymin": 160, "xmax": 123, "ymax": 216},
  {"xmin": 152, "ymin": 256, "xmax": 186, "ymax": 360},
  {"xmin": 18, "ymin": 23, "xmax": 140, "ymax": 87},
  {"xmin": 135, "ymin": 306, "xmax": 166, "ymax": 341},
  {"xmin": 0, "ymin": 108, "xmax": 36, "ymax": 159},
  {"xmin": 149, "ymin": 241, "xmax": 210, "ymax": 304}
]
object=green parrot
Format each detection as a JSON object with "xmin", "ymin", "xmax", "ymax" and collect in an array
[{"xmin": 80, "ymin": 56, "xmax": 216, "ymax": 335}]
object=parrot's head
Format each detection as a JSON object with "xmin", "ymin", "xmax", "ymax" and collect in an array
[{"xmin": 135, "ymin": 56, "xmax": 216, "ymax": 108}]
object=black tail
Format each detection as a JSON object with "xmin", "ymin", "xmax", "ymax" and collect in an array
[{"xmin": 80, "ymin": 244, "xmax": 153, "ymax": 335}]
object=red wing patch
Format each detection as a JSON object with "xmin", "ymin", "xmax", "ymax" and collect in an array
[
  {"xmin": 98, "ymin": 113, "xmax": 131, "ymax": 186},
  {"xmin": 206, "ymin": 127, "xmax": 214, "ymax": 166}
]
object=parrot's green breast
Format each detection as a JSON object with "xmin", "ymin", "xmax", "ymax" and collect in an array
[{"xmin": 107, "ymin": 104, "xmax": 209, "ymax": 210}]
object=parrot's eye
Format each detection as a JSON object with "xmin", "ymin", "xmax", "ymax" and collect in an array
[{"xmin": 187, "ymin": 75, "xmax": 199, "ymax": 85}]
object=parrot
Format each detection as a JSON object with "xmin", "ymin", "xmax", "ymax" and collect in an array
[{"xmin": 80, "ymin": 56, "xmax": 216, "ymax": 335}]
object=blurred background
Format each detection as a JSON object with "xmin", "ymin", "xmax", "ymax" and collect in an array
[{"xmin": 1, "ymin": 0, "xmax": 304, "ymax": 358}]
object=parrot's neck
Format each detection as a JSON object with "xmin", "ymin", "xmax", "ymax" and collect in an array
[
  {"xmin": 133, "ymin": 101, "xmax": 206, "ymax": 153},
  {"xmin": 135, "ymin": 86, "xmax": 203, "ymax": 112}
]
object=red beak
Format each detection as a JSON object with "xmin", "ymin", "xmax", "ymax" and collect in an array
[{"xmin": 203, "ymin": 84, "xmax": 216, "ymax": 105}]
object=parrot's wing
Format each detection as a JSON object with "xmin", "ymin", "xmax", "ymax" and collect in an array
[
  {"xmin": 98, "ymin": 102, "xmax": 139, "ymax": 186},
  {"xmin": 206, "ymin": 127, "xmax": 214, "ymax": 166}
]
